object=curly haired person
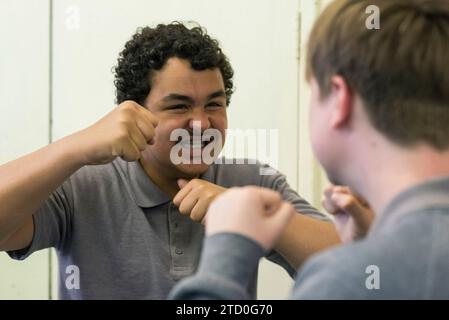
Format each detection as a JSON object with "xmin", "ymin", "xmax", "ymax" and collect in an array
[{"xmin": 0, "ymin": 23, "xmax": 343, "ymax": 299}]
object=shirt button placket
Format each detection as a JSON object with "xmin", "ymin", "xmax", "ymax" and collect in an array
[{"xmin": 168, "ymin": 202, "xmax": 184, "ymax": 275}]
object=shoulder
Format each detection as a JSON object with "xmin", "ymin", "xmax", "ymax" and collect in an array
[
  {"xmin": 70, "ymin": 158, "xmax": 125, "ymax": 183},
  {"xmin": 210, "ymin": 158, "xmax": 282, "ymax": 187},
  {"xmin": 292, "ymin": 221, "xmax": 449, "ymax": 300},
  {"xmin": 63, "ymin": 158, "xmax": 128, "ymax": 197},
  {"xmin": 292, "ymin": 240, "xmax": 387, "ymax": 299}
]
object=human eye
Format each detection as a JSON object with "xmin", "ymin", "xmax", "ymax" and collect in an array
[
  {"xmin": 206, "ymin": 102, "xmax": 224, "ymax": 109},
  {"xmin": 167, "ymin": 104, "xmax": 189, "ymax": 111}
]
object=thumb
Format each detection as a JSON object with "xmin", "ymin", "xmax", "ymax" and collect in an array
[
  {"xmin": 332, "ymin": 193, "xmax": 371, "ymax": 224},
  {"xmin": 254, "ymin": 188, "xmax": 282, "ymax": 215},
  {"xmin": 272, "ymin": 202, "xmax": 295, "ymax": 224},
  {"xmin": 177, "ymin": 179, "xmax": 189, "ymax": 189},
  {"xmin": 262, "ymin": 202, "xmax": 295, "ymax": 250}
]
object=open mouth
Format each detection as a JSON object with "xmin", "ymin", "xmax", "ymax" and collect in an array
[
  {"xmin": 177, "ymin": 136, "xmax": 215, "ymax": 149},
  {"xmin": 171, "ymin": 134, "xmax": 220, "ymax": 165}
]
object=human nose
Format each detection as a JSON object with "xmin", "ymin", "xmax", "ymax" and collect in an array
[{"xmin": 188, "ymin": 109, "xmax": 211, "ymax": 131}]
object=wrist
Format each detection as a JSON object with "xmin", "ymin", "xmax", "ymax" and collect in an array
[
  {"xmin": 197, "ymin": 233, "xmax": 265, "ymax": 286},
  {"xmin": 57, "ymin": 131, "xmax": 93, "ymax": 168}
]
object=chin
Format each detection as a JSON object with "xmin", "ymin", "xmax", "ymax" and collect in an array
[
  {"xmin": 325, "ymin": 168, "xmax": 345, "ymax": 187},
  {"xmin": 176, "ymin": 163, "xmax": 211, "ymax": 178}
]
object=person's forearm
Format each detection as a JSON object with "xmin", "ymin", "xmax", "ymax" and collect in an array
[
  {"xmin": 0, "ymin": 101, "xmax": 159, "ymax": 246},
  {"xmin": 0, "ymin": 132, "xmax": 86, "ymax": 242},
  {"xmin": 170, "ymin": 233, "xmax": 264, "ymax": 300},
  {"xmin": 274, "ymin": 213, "xmax": 341, "ymax": 270}
]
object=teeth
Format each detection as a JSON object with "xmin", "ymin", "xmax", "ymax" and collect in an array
[{"xmin": 179, "ymin": 140, "xmax": 205, "ymax": 148}]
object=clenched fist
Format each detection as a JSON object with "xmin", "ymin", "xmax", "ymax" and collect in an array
[
  {"xmin": 322, "ymin": 184, "xmax": 375, "ymax": 243},
  {"xmin": 173, "ymin": 179, "xmax": 227, "ymax": 223},
  {"xmin": 75, "ymin": 101, "xmax": 159, "ymax": 165},
  {"xmin": 204, "ymin": 187, "xmax": 295, "ymax": 251}
]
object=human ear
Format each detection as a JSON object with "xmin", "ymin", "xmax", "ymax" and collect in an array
[{"xmin": 329, "ymin": 75, "xmax": 353, "ymax": 129}]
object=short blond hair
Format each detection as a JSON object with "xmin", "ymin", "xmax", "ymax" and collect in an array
[{"xmin": 307, "ymin": 0, "xmax": 449, "ymax": 150}]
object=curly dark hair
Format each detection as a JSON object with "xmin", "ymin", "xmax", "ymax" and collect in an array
[{"xmin": 113, "ymin": 22, "xmax": 234, "ymax": 106}]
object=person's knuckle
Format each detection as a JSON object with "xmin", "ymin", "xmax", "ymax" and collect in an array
[
  {"xmin": 115, "ymin": 127, "xmax": 129, "ymax": 141},
  {"xmin": 341, "ymin": 198, "xmax": 354, "ymax": 210},
  {"xmin": 137, "ymin": 143, "xmax": 146, "ymax": 151},
  {"xmin": 191, "ymin": 211, "xmax": 202, "ymax": 222},
  {"xmin": 197, "ymin": 184, "xmax": 207, "ymax": 193},
  {"xmin": 204, "ymin": 190, "xmax": 214, "ymax": 200},
  {"xmin": 117, "ymin": 111, "xmax": 133, "ymax": 126},
  {"xmin": 178, "ymin": 205, "xmax": 188, "ymax": 215},
  {"xmin": 120, "ymin": 100, "xmax": 138, "ymax": 110}
]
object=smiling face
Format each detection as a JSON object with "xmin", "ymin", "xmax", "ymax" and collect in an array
[{"xmin": 141, "ymin": 58, "xmax": 228, "ymax": 179}]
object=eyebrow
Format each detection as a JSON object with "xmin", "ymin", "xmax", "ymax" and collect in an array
[
  {"xmin": 162, "ymin": 94, "xmax": 194, "ymax": 104},
  {"xmin": 161, "ymin": 90, "xmax": 226, "ymax": 103},
  {"xmin": 207, "ymin": 90, "xmax": 226, "ymax": 100}
]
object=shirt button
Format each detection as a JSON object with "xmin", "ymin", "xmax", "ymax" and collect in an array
[{"xmin": 175, "ymin": 248, "xmax": 183, "ymax": 255}]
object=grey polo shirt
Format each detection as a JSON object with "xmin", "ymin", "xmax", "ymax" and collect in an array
[{"xmin": 8, "ymin": 158, "xmax": 325, "ymax": 299}]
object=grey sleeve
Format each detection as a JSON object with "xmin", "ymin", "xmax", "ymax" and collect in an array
[
  {"xmin": 291, "ymin": 252, "xmax": 369, "ymax": 300},
  {"xmin": 259, "ymin": 163, "xmax": 331, "ymax": 277},
  {"xmin": 7, "ymin": 179, "xmax": 74, "ymax": 260},
  {"xmin": 169, "ymin": 233, "xmax": 265, "ymax": 300},
  {"xmin": 259, "ymin": 164, "xmax": 328, "ymax": 220}
]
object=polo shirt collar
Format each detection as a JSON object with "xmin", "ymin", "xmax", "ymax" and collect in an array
[
  {"xmin": 125, "ymin": 160, "xmax": 218, "ymax": 208},
  {"xmin": 127, "ymin": 160, "xmax": 170, "ymax": 208}
]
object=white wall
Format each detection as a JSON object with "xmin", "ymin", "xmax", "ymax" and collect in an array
[
  {"xmin": 1, "ymin": 0, "xmax": 329, "ymax": 300},
  {"xmin": 0, "ymin": 0, "xmax": 51, "ymax": 299},
  {"xmin": 297, "ymin": 0, "xmax": 331, "ymax": 212}
]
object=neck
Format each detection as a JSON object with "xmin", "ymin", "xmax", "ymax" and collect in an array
[
  {"xmin": 350, "ymin": 143, "xmax": 449, "ymax": 217},
  {"xmin": 138, "ymin": 158, "xmax": 180, "ymax": 198}
]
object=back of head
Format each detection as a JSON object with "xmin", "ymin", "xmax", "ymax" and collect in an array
[{"xmin": 307, "ymin": 0, "xmax": 449, "ymax": 150}]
